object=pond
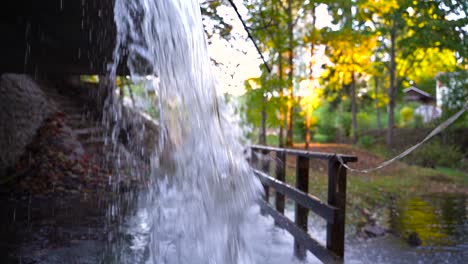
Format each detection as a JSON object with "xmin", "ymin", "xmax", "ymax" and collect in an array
[
  {"xmin": 1, "ymin": 193, "xmax": 466, "ymax": 263},
  {"xmin": 346, "ymin": 193, "xmax": 468, "ymax": 263},
  {"xmin": 116, "ymin": 192, "xmax": 468, "ymax": 263}
]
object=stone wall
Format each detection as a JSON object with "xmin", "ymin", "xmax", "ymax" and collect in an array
[{"xmin": 0, "ymin": 74, "xmax": 55, "ymax": 176}]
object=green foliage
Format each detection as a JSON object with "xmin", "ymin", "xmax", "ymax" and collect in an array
[
  {"xmin": 316, "ymin": 121, "xmax": 337, "ymax": 142},
  {"xmin": 234, "ymin": 0, "xmax": 466, "ymax": 146},
  {"xmin": 415, "ymin": 78, "xmax": 437, "ymax": 96},
  {"xmin": 357, "ymin": 112, "xmax": 373, "ymax": 131},
  {"xmin": 266, "ymin": 134, "xmax": 279, "ymax": 146},
  {"xmin": 358, "ymin": 135, "xmax": 374, "ymax": 149},
  {"xmin": 413, "ymin": 114, "xmax": 424, "ymax": 128},
  {"xmin": 313, "ymin": 133, "xmax": 333, "ymax": 143},
  {"xmin": 336, "ymin": 112, "xmax": 352, "ymax": 137},
  {"xmin": 200, "ymin": 1, "xmax": 232, "ymax": 42},
  {"xmin": 405, "ymin": 141, "xmax": 464, "ymax": 169},
  {"xmin": 240, "ymin": 78, "xmax": 268, "ymax": 128},
  {"xmin": 399, "ymin": 106, "xmax": 414, "ymax": 126},
  {"xmin": 437, "ymin": 70, "xmax": 468, "ymax": 117}
]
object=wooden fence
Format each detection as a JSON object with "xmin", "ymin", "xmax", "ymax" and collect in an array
[{"xmin": 250, "ymin": 145, "xmax": 358, "ymax": 263}]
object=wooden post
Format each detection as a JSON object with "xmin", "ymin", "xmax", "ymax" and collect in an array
[
  {"xmin": 251, "ymin": 149, "xmax": 258, "ymax": 169},
  {"xmin": 262, "ymin": 150, "xmax": 270, "ymax": 201},
  {"xmin": 275, "ymin": 151, "xmax": 286, "ymax": 214},
  {"xmin": 326, "ymin": 157, "xmax": 347, "ymax": 258},
  {"xmin": 294, "ymin": 155, "xmax": 309, "ymax": 260}
]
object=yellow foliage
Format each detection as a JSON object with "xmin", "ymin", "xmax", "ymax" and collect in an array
[
  {"xmin": 79, "ymin": 75, "xmax": 129, "ymax": 87},
  {"xmin": 308, "ymin": 116, "xmax": 319, "ymax": 127},
  {"xmin": 80, "ymin": 75, "xmax": 99, "ymax": 84},
  {"xmin": 400, "ymin": 48, "xmax": 457, "ymax": 84},
  {"xmin": 300, "ymin": 86, "xmax": 323, "ymax": 129},
  {"xmin": 400, "ymin": 106, "xmax": 414, "ymax": 124},
  {"xmin": 362, "ymin": 0, "xmax": 399, "ymax": 15}
]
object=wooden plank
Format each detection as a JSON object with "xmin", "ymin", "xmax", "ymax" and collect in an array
[
  {"xmin": 326, "ymin": 158, "xmax": 347, "ymax": 258},
  {"xmin": 251, "ymin": 145, "xmax": 358, "ymax": 163},
  {"xmin": 262, "ymin": 149, "xmax": 270, "ymax": 201},
  {"xmin": 294, "ymin": 156, "xmax": 309, "ymax": 259},
  {"xmin": 275, "ymin": 151, "xmax": 286, "ymax": 214},
  {"xmin": 259, "ymin": 200, "xmax": 342, "ymax": 264},
  {"xmin": 253, "ymin": 169, "xmax": 337, "ymax": 223},
  {"xmin": 251, "ymin": 149, "xmax": 259, "ymax": 169}
]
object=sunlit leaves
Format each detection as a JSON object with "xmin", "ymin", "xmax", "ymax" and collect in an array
[{"xmin": 200, "ymin": 0, "xmax": 233, "ymax": 42}]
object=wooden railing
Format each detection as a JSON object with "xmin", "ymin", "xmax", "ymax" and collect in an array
[{"xmin": 250, "ymin": 145, "xmax": 358, "ymax": 263}]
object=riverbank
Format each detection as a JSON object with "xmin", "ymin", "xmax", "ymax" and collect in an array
[{"xmin": 280, "ymin": 144, "xmax": 468, "ymax": 242}]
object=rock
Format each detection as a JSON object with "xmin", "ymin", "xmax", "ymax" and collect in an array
[
  {"xmin": 407, "ymin": 232, "xmax": 422, "ymax": 247},
  {"xmin": 363, "ymin": 224, "xmax": 386, "ymax": 237},
  {"xmin": 362, "ymin": 208, "xmax": 371, "ymax": 217},
  {"xmin": 0, "ymin": 74, "xmax": 55, "ymax": 176}
]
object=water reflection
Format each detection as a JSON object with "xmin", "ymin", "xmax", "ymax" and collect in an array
[
  {"xmin": 121, "ymin": 194, "xmax": 468, "ymax": 263},
  {"xmin": 390, "ymin": 194, "xmax": 468, "ymax": 250}
]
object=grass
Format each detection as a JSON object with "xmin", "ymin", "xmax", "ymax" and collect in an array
[
  {"xmin": 434, "ymin": 167, "xmax": 468, "ymax": 185},
  {"xmin": 265, "ymin": 133, "xmax": 305, "ymax": 146},
  {"xmin": 266, "ymin": 134, "xmax": 279, "ymax": 146},
  {"xmin": 265, "ymin": 145, "xmax": 468, "ymax": 233}
]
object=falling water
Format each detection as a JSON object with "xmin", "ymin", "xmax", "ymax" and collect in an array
[{"xmin": 109, "ymin": 0, "xmax": 262, "ymax": 263}]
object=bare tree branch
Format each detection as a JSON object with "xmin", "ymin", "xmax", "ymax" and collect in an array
[{"xmin": 226, "ymin": 0, "xmax": 271, "ymax": 73}]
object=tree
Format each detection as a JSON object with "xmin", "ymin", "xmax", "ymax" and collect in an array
[
  {"xmin": 300, "ymin": 86, "xmax": 322, "ymax": 149},
  {"xmin": 242, "ymin": 0, "xmax": 303, "ymax": 146},
  {"xmin": 437, "ymin": 70, "xmax": 468, "ymax": 116},
  {"xmin": 200, "ymin": 0, "xmax": 233, "ymax": 43},
  {"xmin": 300, "ymin": 0, "xmax": 325, "ymax": 148},
  {"xmin": 322, "ymin": 0, "xmax": 377, "ymax": 142},
  {"xmin": 362, "ymin": 0, "xmax": 467, "ymax": 147}
]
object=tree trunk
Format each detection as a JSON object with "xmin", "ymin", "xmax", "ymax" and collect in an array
[
  {"xmin": 374, "ymin": 76, "xmax": 382, "ymax": 129},
  {"xmin": 304, "ymin": 111, "xmax": 311, "ymax": 149},
  {"xmin": 279, "ymin": 94, "xmax": 285, "ymax": 147},
  {"xmin": 305, "ymin": 4, "xmax": 316, "ymax": 150},
  {"xmin": 351, "ymin": 72, "xmax": 358, "ymax": 143},
  {"xmin": 259, "ymin": 94, "xmax": 267, "ymax": 145},
  {"xmin": 259, "ymin": 79, "xmax": 267, "ymax": 145},
  {"xmin": 387, "ymin": 25, "xmax": 397, "ymax": 148},
  {"xmin": 278, "ymin": 53, "xmax": 285, "ymax": 148},
  {"xmin": 286, "ymin": 0, "xmax": 294, "ymax": 147},
  {"xmin": 337, "ymin": 101, "xmax": 344, "ymax": 142}
]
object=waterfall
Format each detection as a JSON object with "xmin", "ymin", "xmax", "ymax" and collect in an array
[{"xmin": 109, "ymin": 0, "xmax": 262, "ymax": 263}]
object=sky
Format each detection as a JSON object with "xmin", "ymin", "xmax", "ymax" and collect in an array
[{"xmin": 206, "ymin": 2, "xmax": 334, "ymax": 96}]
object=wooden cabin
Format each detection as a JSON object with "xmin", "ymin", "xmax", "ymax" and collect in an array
[{"xmin": 403, "ymin": 86, "xmax": 435, "ymax": 104}]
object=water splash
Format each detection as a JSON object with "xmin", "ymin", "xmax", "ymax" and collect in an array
[{"xmin": 109, "ymin": 0, "xmax": 262, "ymax": 263}]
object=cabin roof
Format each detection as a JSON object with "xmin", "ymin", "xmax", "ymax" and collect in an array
[
  {"xmin": 403, "ymin": 86, "xmax": 434, "ymax": 103},
  {"xmin": 403, "ymin": 86, "xmax": 433, "ymax": 98}
]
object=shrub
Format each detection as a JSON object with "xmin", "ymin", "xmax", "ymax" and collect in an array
[
  {"xmin": 313, "ymin": 133, "xmax": 332, "ymax": 143},
  {"xmin": 336, "ymin": 112, "xmax": 352, "ymax": 137},
  {"xmin": 357, "ymin": 112, "xmax": 373, "ymax": 131},
  {"xmin": 316, "ymin": 125, "xmax": 336, "ymax": 142},
  {"xmin": 413, "ymin": 114, "xmax": 424, "ymax": 128},
  {"xmin": 314, "ymin": 104, "xmax": 337, "ymax": 141},
  {"xmin": 358, "ymin": 135, "xmax": 374, "ymax": 149},
  {"xmin": 400, "ymin": 106, "xmax": 414, "ymax": 126},
  {"xmin": 405, "ymin": 141, "xmax": 464, "ymax": 169}
]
